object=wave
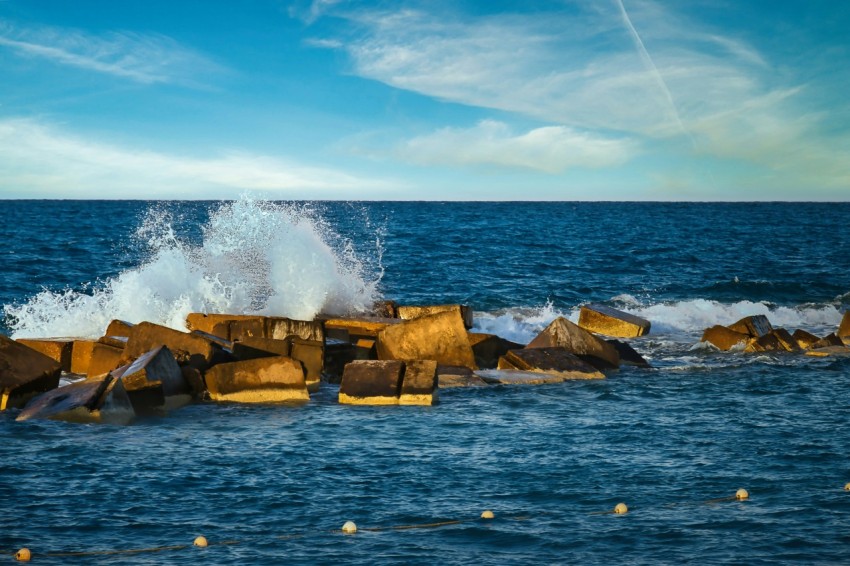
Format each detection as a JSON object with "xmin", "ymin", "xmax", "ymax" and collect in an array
[
  {"xmin": 5, "ymin": 197, "xmax": 381, "ymax": 338},
  {"xmin": 473, "ymin": 296, "xmax": 844, "ymax": 345}
]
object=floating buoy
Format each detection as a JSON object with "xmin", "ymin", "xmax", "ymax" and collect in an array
[
  {"xmin": 614, "ymin": 503, "xmax": 628, "ymax": 515},
  {"xmin": 342, "ymin": 521, "xmax": 357, "ymax": 534},
  {"xmin": 194, "ymin": 536, "xmax": 208, "ymax": 547},
  {"xmin": 480, "ymin": 510, "xmax": 495, "ymax": 520},
  {"xmin": 735, "ymin": 488, "xmax": 749, "ymax": 501},
  {"xmin": 844, "ymin": 483, "xmax": 850, "ymax": 491},
  {"xmin": 15, "ymin": 548, "xmax": 31, "ymax": 562}
]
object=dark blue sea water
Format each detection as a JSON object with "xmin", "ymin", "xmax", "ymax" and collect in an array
[{"xmin": 2, "ymin": 200, "xmax": 849, "ymax": 564}]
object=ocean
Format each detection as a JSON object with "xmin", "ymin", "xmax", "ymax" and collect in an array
[{"xmin": 1, "ymin": 198, "xmax": 849, "ymax": 564}]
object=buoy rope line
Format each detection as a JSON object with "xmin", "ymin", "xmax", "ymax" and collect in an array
[{"xmin": 2, "ymin": 487, "xmax": 825, "ymax": 562}]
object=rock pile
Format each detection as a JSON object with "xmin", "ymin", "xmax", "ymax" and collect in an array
[{"xmin": 700, "ymin": 312, "xmax": 850, "ymax": 356}]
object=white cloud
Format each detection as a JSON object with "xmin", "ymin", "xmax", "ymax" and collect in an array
[
  {"xmin": 0, "ymin": 21, "xmax": 223, "ymax": 85},
  {"xmin": 397, "ymin": 120, "xmax": 636, "ymax": 173},
  {"xmin": 0, "ymin": 118, "xmax": 396, "ymax": 198}
]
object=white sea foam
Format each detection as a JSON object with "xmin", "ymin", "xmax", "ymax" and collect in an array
[
  {"xmin": 472, "ymin": 300, "xmax": 578, "ymax": 345},
  {"xmin": 6, "ymin": 197, "xmax": 380, "ymax": 338}
]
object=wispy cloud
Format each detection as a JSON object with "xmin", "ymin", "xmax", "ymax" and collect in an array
[
  {"xmin": 308, "ymin": 1, "xmax": 850, "ymax": 192},
  {"xmin": 0, "ymin": 20, "xmax": 223, "ymax": 85},
  {"xmin": 396, "ymin": 120, "xmax": 636, "ymax": 173},
  {"xmin": 0, "ymin": 118, "xmax": 396, "ymax": 198}
]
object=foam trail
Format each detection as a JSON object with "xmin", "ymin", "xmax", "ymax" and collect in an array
[
  {"xmin": 615, "ymin": 0, "xmax": 691, "ymax": 142},
  {"xmin": 6, "ymin": 197, "xmax": 381, "ymax": 338}
]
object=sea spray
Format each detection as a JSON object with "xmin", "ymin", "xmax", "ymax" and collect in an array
[{"xmin": 5, "ymin": 197, "xmax": 381, "ymax": 338}]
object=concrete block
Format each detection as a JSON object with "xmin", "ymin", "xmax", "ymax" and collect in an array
[
  {"xmin": 791, "ymin": 329, "xmax": 820, "ymax": 349},
  {"xmin": 377, "ymin": 310, "xmax": 477, "ymax": 369},
  {"xmin": 811, "ymin": 333, "xmax": 844, "ymax": 349},
  {"xmin": 16, "ymin": 375, "xmax": 135, "ymax": 425},
  {"xmin": 0, "ymin": 335, "xmax": 62, "ymax": 410},
  {"xmin": 266, "ymin": 317, "xmax": 325, "ymax": 342},
  {"xmin": 112, "ymin": 346, "xmax": 191, "ymax": 414},
  {"xmin": 468, "ymin": 332, "xmax": 524, "ymax": 369},
  {"xmin": 497, "ymin": 347, "xmax": 605, "ymax": 379},
  {"xmin": 104, "ymin": 319, "xmax": 135, "ymax": 339},
  {"xmin": 437, "ymin": 365, "xmax": 488, "ymax": 388},
  {"xmin": 339, "ymin": 360, "xmax": 404, "ymax": 405},
  {"xmin": 578, "ymin": 304, "xmax": 651, "ymax": 337},
  {"xmin": 526, "ymin": 317, "xmax": 619, "ymax": 370},
  {"xmin": 728, "ymin": 315, "xmax": 773, "ymax": 338},
  {"xmin": 839, "ymin": 311, "xmax": 850, "ymax": 339},
  {"xmin": 70, "ymin": 340, "xmax": 97, "ymax": 374},
  {"xmin": 204, "ymin": 356, "xmax": 308, "ymax": 403},
  {"xmin": 700, "ymin": 325, "xmax": 751, "ymax": 351},
  {"xmin": 87, "ymin": 342, "xmax": 125, "ymax": 377},
  {"xmin": 606, "ymin": 339, "xmax": 651, "ymax": 367},
  {"xmin": 397, "ymin": 304, "xmax": 474, "ymax": 329},
  {"xmin": 398, "ymin": 360, "xmax": 438, "ymax": 405},
  {"xmin": 185, "ymin": 313, "xmax": 264, "ymax": 340},
  {"xmin": 124, "ymin": 322, "xmax": 227, "ymax": 372},
  {"xmin": 15, "ymin": 338, "xmax": 73, "ymax": 372}
]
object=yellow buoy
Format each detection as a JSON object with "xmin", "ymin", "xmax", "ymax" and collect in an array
[
  {"xmin": 194, "ymin": 536, "xmax": 208, "ymax": 547},
  {"xmin": 614, "ymin": 503, "xmax": 628, "ymax": 515},
  {"xmin": 342, "ymin": 520, "xmax": 357, "ymax": 534},
  {"xmin": 15, "ymin": 548, "xmax": 31, "ymax": 562},
  {"xmin": 735, "ymin": 488, "xmax": 749, "ymax": 501},
  {"xmin": 480, "ymin": 510, "xmax": 495, "ymax": 520},
  {"xmin": 844, "ymin": 483, "xmax": 850, "ymax": 491}
]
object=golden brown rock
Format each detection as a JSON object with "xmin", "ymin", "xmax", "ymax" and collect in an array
[
  {"xmin": 728, "ymin": 315, "xmax": 773, "ymax": 338},
  {"xmin": 124, "ymin": 322, "xmax": 227, "ymax": 372},
  {"xmin": 338, "ymin": 360, "xmax": 403, "ymax": 405},
  {"xmin": 104, "ymin": 320, "xmax": 135, "ymax": 339},
  {"xmin": 185, "ymin": 313, "xmax": 263, "ymax": 339},
  {"xmin": 87, "ymin": 342, "xmax": 125, "ymax": 377},
  {"xmin": 526, "ymin": 317, "xmax": 619, "ymax": 370},
  {"xmin": 791, "ymin": 329, "xmax": 820, "ymax": 349},
  {"xmin": 112, "ymin": 346, "xmax": 191, "ymax": 414},
  {"xmin": 437, "ymin": 365, "xmax": 488, "ymax": 388},
  {"xmin": 468, "ymin": 332, "xmax": 524, "ymax": 369},
  {"xmin": 0, "ymin": 335, "xmax": 62, "ymax": 411},
  {"xmin": 15, "ymin": 338, "xmax": 73, "ymax": 372},
  {"xmin": 578, "ymin": 304, "xmax": 650, "ymax": 338},
  {"xmin": 289, "ymin": 337, "xmax": 324, "ymax": 393},
  {"xmin": 811, "ymin": 333, "xmax": 844, "ymax": 349},
  {"xmin": 476, "ymin": 369, "xmax": 576, "ymax": 385},
  {"xmin": 396, "ymin": 304, "xmax": 473, "ymax": 329},
  {"xmin": 744, "ymin": 329, "xmax": 799, "ymax": 353},
  {"xmin": 606, "ymin": 340, "xmax": 651, "ymax": 368},
  {"xmin": 323, "ymin": 317, "xmax": 399, "ymax": 341},
  {"xmin": 700, "ymin": 326, "xmax": 751, "ymax": 351},
  {"xmin": 265, "ymin": 317, "xmax": 325, "ymax": 342},
  {"xmin": 497, "ymin": 348, "xmax": 605, "ymax": 379},
  {"xmin": 805, "ymin": 345, "xmax": 850, "ymax": 357},
  {"xmin": 398, "ymin": 360, "xmax": 438, "ymax": 405},
  {"xmin": 839, "ymin": 311, "xmax": 850, "ymax": 340},
  {"xmin": 204, "ymin": 356, "xmax": 308, "ymax": 403},
  {"xmin": 16, "ymin": 375, "xmax": 135, "ymax": 425},
  {"xmin": 70, "ymin": 340, "xmax": 97, "ymax": 374},
  {"xmin": 376, "ymin": 310, "xmax": 477, "ymax": 369}
]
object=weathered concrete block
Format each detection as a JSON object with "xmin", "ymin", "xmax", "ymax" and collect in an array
[
  {"xmin": 104, "ymin": 319, "xmax": 135, "ymax": 339},
  {"xmin": 323, "ymin": 317, "xmax": 399, "ymax": 341},
  {"xmin": 606, "ymin": 340, "xmax": 651, "ymax": 368},
  {"xmin": 437, "ymin": 365, "xmax": 488, "ymax": 388},
  {"xmin": 700, "ymin": 325, "xmax": 750, "ymax": 351},
  {"xmin": 227, "ymin": 318, "xmax": 266, "ymax": 341},
  {"xmin": 232, "ymin": 337, "xmax": 291, "ymax": 361},
  {"xmin": 98, "ymin": 335, "xmax": 128, "ymax": 349},
  {"xmin": 266, "ymin": 316, "xmax": 325, "ymax": 342},
  {"xmin": 397, "ymin": 304, "xmax": 474, "ymax": 329},
  {"xmin": 468, "ymin": 332, "xmax": 524, "ymax": 369},
  {"xmin": 1, "ymin": 336, "xmax": 62, "ymax": 411},
  {"xmin": 204, "ymin": 356, "xmax": 308, "ymax": 403},
  {"xmin": 526, "ymin": 317, "xmax": 619, "ymax": 370},
  {"xmin": 289, "ymin": 337, "xmax": 324, "ymax": 393},
  {"xmin": 728, "ymin": 315, "xmax": 773, "ymax": 338},
  {"xmin": 112, "ymin": 345, "xmax": 191, "ymax": 414},
  {"xmin": 811, "ymin": 333, "xmax": 844, "ymax": 349},
  {"xmin": 377, "ymin": 310, "xmax": 477, "ymax": 369},
  {"xmin": 124, "ymin": 322, "xmax": 227, "ymax": 372},
  {"xmin": 87, "ymin": 342, "xmax": 126, "ymax": 377},
  {"xmin": 839, "ymin": 311, "xmax": 850, "ymax": 339},
  {"xmin": 71, "ymin": 339, "xmax": 97, "ymax": 374},
  {"xmin": 745, "ymin": 329, "xmax": 800, "ymax": 353},
  {"xmin": 805, "ymin": 345, "xmax": 850, "ymax": 357},
  {"xmin": 15, "ymin": 338, "xmax": 73, "ymax": 372},
  {"xmin": 578, "ymin": 304, "xmax": 651, "ymax": 338},
  {"xmin": 792, "ymin": 329, "xmax": 820, "ymax": 350},
  {"xmin": 339, "ymin": 360, "xmax": 403, "ymax": 405},
  {"xmin": 399, "ymin": 360, "xmax": 438, "ymax": 406},
  {"xmin": 498, "ymin": 348, "xmax": 605, "ymax": 379},
  {"xmin": 185, "ymin": 313, "xmax": 264, "ymax": 340},
  {"xmin": 16, "ymin": 375, "xmax": 135, "ymax": 425}
]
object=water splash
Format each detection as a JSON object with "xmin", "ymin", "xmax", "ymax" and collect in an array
[{"xmin": 5, "ymin": 197, "xmax": 381, "ymax": 338}]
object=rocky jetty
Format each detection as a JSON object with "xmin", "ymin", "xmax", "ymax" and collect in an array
[{"xmin": 700, "ymin": 314, "xmax": 850, "ymax": 355}]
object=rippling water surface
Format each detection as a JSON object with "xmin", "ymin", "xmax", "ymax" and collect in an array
[{"xmin": 2, "ymin": 200, "xmax": 849, "ymax": 564}]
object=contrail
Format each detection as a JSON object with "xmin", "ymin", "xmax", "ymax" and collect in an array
[{"xmin": 615, "ymin": 0, "xmax": 690, "ymax": 141}]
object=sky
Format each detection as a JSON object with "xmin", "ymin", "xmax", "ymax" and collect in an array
[{"xmin": 0, "ymin": 0, "xmax": 848, "ymax": 201}]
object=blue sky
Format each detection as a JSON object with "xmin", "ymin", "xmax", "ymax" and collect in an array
[{"xmin": 1, "ymin": 0, "xmax": 848, "ymax": 200}]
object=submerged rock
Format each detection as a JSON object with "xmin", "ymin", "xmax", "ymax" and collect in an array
[
  {"xmin": 745, "ymin": 329, "xmax": 800, "ymax": 353},
  {"xmin": 811, "ymin": 333, "xmax": 844, "ymax": 349},
  {"xmin": 1, "ymin": 336, "xmax": 62, "ymax": 411},
  {"xmin": 437, "ymin": 365, "xmax": 488, "ymax": 388},
  {"xmin": 792, "ymin": 329, "xmax": 821, "ymax": 350},
  {"xmin": 476, "ymin": 369, "xmax": 576, "ymax": 385},
  {"xmin": 398, "ymin": 360, "xmax": 439, "ymax": 406},
  {"xmin": 16, "ymin": 375, "xmax": 135, "ymax": 425},
  {"xmin": 498, "ymin": 347, "xmax": 605, "ymax": 379},
  {"xmin": 700, "ymin": 325, "xmax": 752, "ymax": 351},
  {"xmin": 578, "ymin": 304, "xmax": 650, "ymax": 338},
  {"xmin": 606, "ymin": 339, "xmax": 651, "ymax": 368}
]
